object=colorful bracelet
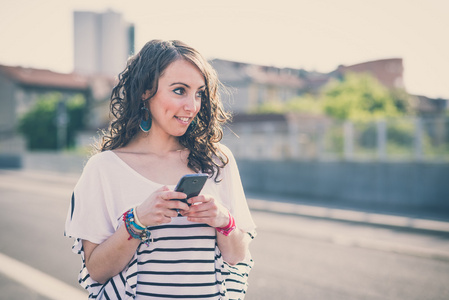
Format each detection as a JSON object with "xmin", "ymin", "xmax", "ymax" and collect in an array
[
  {"xmin": 133, "ymin": 206, "xmax": 146, "ymax": 229},
  {"xmin": 216, "ymin": 211, "xmax": 236, "ymax": 236},
  {"xmin": 122, "ymin": 208, "xmax": 152, "ymax": 246}
]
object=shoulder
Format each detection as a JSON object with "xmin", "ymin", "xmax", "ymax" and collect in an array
[
  {"xmin": 86, "ymin": 150, "xmax": 113, "ymax": 164},
  {"xmin": 82, "ymin": 150, "xmax": 115, "ymax": 173},
  {"xmin": 217, "ymin": 143, "xmax": 235, "ymax": 161},
  {"xmin": 217, "ymin": 143, "xmax": 231, "ymax": 154},
  {"xmin": 215, "ymin": 143, "xmax": 239, "ymax": 174},
  {"xmin": 75, "ymin": 151, "xmax": 118, "ymax": 191}
]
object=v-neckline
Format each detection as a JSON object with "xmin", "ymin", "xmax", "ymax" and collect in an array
[{"xmin": 106, "ymin": 150, "xmax": 177, "ymax": 187}]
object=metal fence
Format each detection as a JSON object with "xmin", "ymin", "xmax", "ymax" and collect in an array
[{"xmin": 223, "ymin": 116, "xmax": 449, "ymax": 162}]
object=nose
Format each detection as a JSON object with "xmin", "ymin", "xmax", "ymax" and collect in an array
[{"xmin": 184, "ymin": 94, "xmax": 198, "ymax": 112}]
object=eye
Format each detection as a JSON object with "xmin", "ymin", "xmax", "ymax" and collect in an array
[
  {"xmin": 196, "ymin": 90, "xmax": 205, "ymax": 99},
  {"xmin": 173, "ymin": 87, "xmax": 185, "ymax": 95}
]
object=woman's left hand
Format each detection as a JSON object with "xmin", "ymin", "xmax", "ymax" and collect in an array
[
  {"xmin": 181, "ymin": 195, "xmax": 229, "ymax": 228},
  {"xmin": 184, "ymin": 194, "xmax": 251, "ymax": 265}
]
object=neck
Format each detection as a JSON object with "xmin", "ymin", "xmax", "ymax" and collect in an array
[{"xmin": 129, "ymin": 130, "xmax": 185, "ymax": 156}]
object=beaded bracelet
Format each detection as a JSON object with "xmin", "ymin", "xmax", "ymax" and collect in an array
[{"xmin": 122, "ymin": 208, "xmax": 152, "ymax": 246}]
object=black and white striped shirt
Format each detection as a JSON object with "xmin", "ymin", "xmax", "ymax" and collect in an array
[{"xmin": 66, "ymin": 147, "xmax": 256, "ymax": 299}]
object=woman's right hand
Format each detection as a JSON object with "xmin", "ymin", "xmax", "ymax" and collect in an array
[
  {"xmin": 135, "ymin": 185, "xmax": 189, "ymax": 226},
  {"xmin": 83, "ymin": 186, "xmax": 188, "ymax": 284}
]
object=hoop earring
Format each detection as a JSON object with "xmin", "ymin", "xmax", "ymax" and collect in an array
[{"xmin": 139, "ymin": 106, "xmax": 152, "ymax": 132}]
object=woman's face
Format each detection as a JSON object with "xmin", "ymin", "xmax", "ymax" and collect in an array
[{"xmin": 145, "ymin": 59, "xmax": 205, "ymax": 137}]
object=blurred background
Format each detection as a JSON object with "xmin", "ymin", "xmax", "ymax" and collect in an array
[{"xmin": 0, "ymin": 0, "xmax": 448, "ymax": 299}]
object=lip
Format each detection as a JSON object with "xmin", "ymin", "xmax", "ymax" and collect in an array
[{"xmin": 175, "ymin": 116, "xmax": 191, "ymax": 125}]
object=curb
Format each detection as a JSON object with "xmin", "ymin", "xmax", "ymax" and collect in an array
[
  {"xmin": 247, "ymin": 198, "xmax": 449, "ymax": 234},
  {"xmin": 248, "ymin": 198, "xmax": 449, "ymax": 262}
]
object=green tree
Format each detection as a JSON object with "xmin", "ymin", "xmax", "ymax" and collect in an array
[
  {"xmin": 322, "ymin": 72, "xmax": 404, "ymax": 121},
  {"xmin": 18, "ymin": 93, "xmax": 87, "ymax": 150},
  {"xmin": 66, "ymin": 94, "xmax": 87, "ymax": 147},
  {"xmin": 285, "ymin": 94, "xmax": 324, "ymax": 115},
  {"xmin": 251, "ymin": 72, "xmax": 412, "ymax": 120}
]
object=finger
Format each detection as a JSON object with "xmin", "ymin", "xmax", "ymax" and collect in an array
[
  {"xmin": 186, "ymin": 210, "xmax": 215, "ymax": 218},
  {"xmin": 168, "ymin": 200, "xmax": 190, "ymax": 212},
  {"xmin": 165, "ymin": 209, "xmax": 179, "ymax": 218},
  {"xmin": 160, "ymin": 215, "xmax": 173, "ymax": 224},
  {"xmin": 188, "ymin": 204, "xmax": 215, "ymax": 216},
  {"xmin": 180, "ymin": 201, "xmax": 208, "ymax": 216},
  {"xmin": 191, "ymin": 198, "xmax": 216, "ymax": 209},
  {"xmin": 188, "ymin": 195, "xmax": 211, "ymax": 205},
  {"xmin": 161, "ymin": 191, "xmax": 187, "ymax": 201},
  {"xmin": 187, "ymin": 216, "xmax": 214, "ymax": 224},
  {"xmin": 158, "ymin": 185, "xmax": 170, "ymax": 192}
]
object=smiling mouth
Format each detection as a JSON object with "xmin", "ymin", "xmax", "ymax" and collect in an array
[{"xmin": 175, "ymin": 116, "xmax": 190, "ymax": 123}]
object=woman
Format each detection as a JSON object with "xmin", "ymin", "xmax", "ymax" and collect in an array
[{"xmin": 65, "ymin": 40, "xmax": 256, "ymax": 300}]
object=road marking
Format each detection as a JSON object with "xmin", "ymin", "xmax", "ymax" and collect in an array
[{"xmin": 0, "ymin": 252, "xmax": 87, "ymax": 300}]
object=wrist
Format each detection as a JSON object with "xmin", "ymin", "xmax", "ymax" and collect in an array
[
  {"xmin": 122, "ymin": 208, "xmax": 152, "ymax": 246},
  {"xmin": 133, "ymin": 205, "xmax": 146, "ymax": 228},
  {"xmin": 216, "ymin": 211, "xmax": 236, "ymax": 236}
]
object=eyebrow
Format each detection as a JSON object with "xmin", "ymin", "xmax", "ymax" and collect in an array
[{"xmin": 170, "ymin": 82, "xmax": 206, "ymax": 89}]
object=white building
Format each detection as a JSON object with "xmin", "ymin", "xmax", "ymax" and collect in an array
[{"xmin": 74, "ymin": 10, "xmax": 134, "ymax": 76}]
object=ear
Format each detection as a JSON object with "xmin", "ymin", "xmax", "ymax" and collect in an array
[{"xmin": 142, "ymin": 90, "xmax": 151, "ymax": 101}]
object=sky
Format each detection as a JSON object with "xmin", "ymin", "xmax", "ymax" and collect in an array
[{"xmin": 0, "ymin": 0, "xmax": 448, "ymax": 98}]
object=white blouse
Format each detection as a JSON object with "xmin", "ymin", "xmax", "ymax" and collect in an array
[{"xmin": 65, "ymin": 145, "xmax": 256, "ymax": 300}]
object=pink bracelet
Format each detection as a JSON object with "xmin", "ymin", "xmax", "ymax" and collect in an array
[{"xmin": 216, "ymin": 211, "xmax": 236, "ymax": 236}]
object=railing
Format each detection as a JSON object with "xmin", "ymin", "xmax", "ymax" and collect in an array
[{"xmin": 223, "ymin": 117, "xmax": 449, "ymax": 161}]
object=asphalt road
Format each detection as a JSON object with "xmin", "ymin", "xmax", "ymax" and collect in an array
[
  {"xmin": 247, "ymin": 212, "xmax": 449, "ymax": 300},
  {"xmin": 1, "ymin": 169, "xmax": 449, "ymax": 300}
]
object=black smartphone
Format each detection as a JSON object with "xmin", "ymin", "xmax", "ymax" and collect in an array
[{"xmin": 173, "ymin": 174, "xmax": 208, "ymax": 205}]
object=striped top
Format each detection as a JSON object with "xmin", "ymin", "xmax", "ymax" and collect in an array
[{"xmin": 65, "ymin": 146, "xmax": 256, "ymax": 300}]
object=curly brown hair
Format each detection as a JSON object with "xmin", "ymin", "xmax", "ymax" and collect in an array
[{"xmin": 100, "ymin": 40, "xmax": 231, "ymax": 181}]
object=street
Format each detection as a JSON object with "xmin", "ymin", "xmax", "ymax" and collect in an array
[
  {"xmin": 247, "ymin": 212, "xmax": 449, "ymax": 300},
  {"xmin": 0, "ymin": 169, "xmax": 449, "ymax": 300}
]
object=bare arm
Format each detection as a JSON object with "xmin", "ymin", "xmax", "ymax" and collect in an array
[
  {"xmin": 83, "ymin": 226, "xmax": 140, "ymax": 284},
  {"xmin": 182, "ymin": 195, "xmax": 252, "ymax": 265},
  {"xmin": 216, "ymin": 227, "xmax": 251, "ymax": 265},
  {"xmin": 83, "ymin": 186, "xmax": 189, "ymax": 284}
]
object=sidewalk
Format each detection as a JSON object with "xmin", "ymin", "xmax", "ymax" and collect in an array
[
  {"xmin": 247, "ymin": 195, "xmax": 449, "ymax": 263},
  {"xmin": 247, "ymin": 193, "xmax": 449, "ymax": 234}
]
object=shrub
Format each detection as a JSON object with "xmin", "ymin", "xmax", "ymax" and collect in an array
[{"xmin": 18, "ymin": 93, "xmax": 87, "ymax": 150}]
